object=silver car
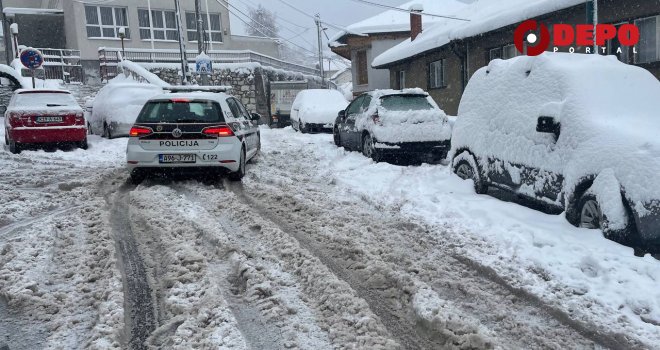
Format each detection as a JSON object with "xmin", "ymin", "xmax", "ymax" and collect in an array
[{"xmin": 126, "ymin": 88, "xmax": 261, "ymax": 183}]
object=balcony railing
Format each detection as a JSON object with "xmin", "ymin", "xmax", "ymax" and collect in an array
[
  {"xmin": 34, "ymin": 48, "xmax": 84, "ymax": 83},
  {"xmin": 99, "ymin": 47, "xmax": 320, "ymax": 82}
]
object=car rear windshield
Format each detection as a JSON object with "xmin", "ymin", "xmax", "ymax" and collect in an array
[
  {"xmin": 379, "ymin": 95, "xmax": 434, "ymax": 111},
  {"xmin": 136, "ymin": 100, "xmax": 224, "ymax": 123},
  {"xmin": 15, "ymin": 92, "xmax": 78, "ymax": 107}
]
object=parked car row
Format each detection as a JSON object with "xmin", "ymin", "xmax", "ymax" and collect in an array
[{"xmin": 298, "ymin": 53, "xmax": 658, "ymax": 256}]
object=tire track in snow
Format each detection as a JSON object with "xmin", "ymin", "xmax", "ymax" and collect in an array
[
  {"xmin": 0, "ymin": 205, "xmax": 82, "ymax": 239},
  {"xmin": 108, "ymin": 182, "xmax": 157, "ymax": 350}
]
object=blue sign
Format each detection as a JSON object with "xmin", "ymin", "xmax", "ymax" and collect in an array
[
  {"xmin": 20, "ymin": 48, "xmax": 44, "ymax": 70},
  {"xmin": 196, "ymin": 55, "xmax": 213, "ymax": 74}
]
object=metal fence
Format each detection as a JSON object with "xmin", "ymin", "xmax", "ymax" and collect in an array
[
  {"xmin": 38, "ymin": 48, "xmax": 84, "ymax": 83},
  {"xmin": 99, "ymin": 47, "xmax": 320, "ymax": 81}
]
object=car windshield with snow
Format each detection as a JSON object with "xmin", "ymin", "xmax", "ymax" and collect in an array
[
  {"xmin": 333, "ymin": 89, "xmax": 452, "ymax": 162},
  {"xmin": 126, "ymin": 90, "xmax": 260, "ymax": 183},
  {"xmin": 451, "ymin": 52, "xmax": 660, "ymax": 255},
  {"xmin": 3, "ymin": 89, "xmax": 87, "ymax": 153}
]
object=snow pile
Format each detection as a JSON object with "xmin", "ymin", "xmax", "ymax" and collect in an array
[
  {"xmin": 373, "ymin": 0, "xmax": 587, "ymax": 67},
  {"xmin": 291, "ymin": 89, "xmax": 348, "ymax": 125},
  {"xmin": 118, "ymin": 60, "xmax": 171, "ymax": 88},
  {"xmin": 452, "ymin": 53, "xmax": 660, "ymax": 213},
  {"xmin": 90, "ymin": 75, "xmax": 163, "ymax": 128},
  {"xmin": 0, "ymin": 63, "xmax": 28, "ymax": 89},
  {"xmin": 329, "ymin": 0, "xmax": 470, "ymax": 45},
  {"xmin": 358, "ymin": 89, "xmax": 451, "ymax": 144}
]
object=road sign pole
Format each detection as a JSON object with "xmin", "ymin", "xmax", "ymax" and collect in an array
[{"xmin": 31, "ymin": 69, "xmax": 35, "ymax": 88}]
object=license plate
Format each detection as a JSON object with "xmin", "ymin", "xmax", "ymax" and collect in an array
[
  {"xmin": 159, "ymin": 154, "xmax": 196, "ymax": 163},
  {"xmin": 35, "ymin": 116, "xmax": 63, "ymax": 123}
]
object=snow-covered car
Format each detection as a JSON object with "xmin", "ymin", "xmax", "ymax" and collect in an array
[
  {"xmin": 291, "ymin": 89, "xmax": 348, "ymax": 133},
  {"xmin": 89, "ymin": 81, "xmax": 163, "ymax": 138},
  {"xmin": 451, "ymin": 52, "xmax": 660, "ymax": 255},
  {"xmin": 126, "ymin": 88, "xmax": 261, "ymax": 183},
  {"xmin": 333, "ymin": 89, "xmax": 452, "ymax": 162},
  {"xmin": 3, "ymin": 89, "xmax": 87, "ymax": 154}
]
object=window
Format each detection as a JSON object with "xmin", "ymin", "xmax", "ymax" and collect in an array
[
  {"xmin": 429, "ymin": 59, "xmax": 445, "ymax": 89},
  {"xmin": 380, "ymin": 95, "xmax": 434, "ymax": 111},
  {"xmin": 346, "ymin": 95, "xmax": 365, "ymax": 115},
  {"xmin": 84, "ymin": 5, "xmax": 129, "ymax": 39},
  {"xmin": 397, "ymin": 70, "xmax": 406, "ymax": 89},
  {"xmin": 502, "ymin": 44, "xmax": 519, "ymax": 59},
  {"xmin": 607, "ymin": 22, "xmax": 631, "ymax": 63},
  {"xmin": 489, "ymin": 47, "xmax": 502, "ymax": 62},
  {"xmin": 635, "ymin": 15, "xmax": 660, "ymax": 64},
  {"xmin": 356, "ymin": 50, "xmax": 368, "ymax": 85},
  {"xmin": 186, "ymin": 12, "xmax": 223, "ymax": 42},
  {"xmin": 138, "ymin": 9, "xmax": 178, "ymax": 41}
]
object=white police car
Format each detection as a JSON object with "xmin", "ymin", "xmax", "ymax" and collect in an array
[{"xmin": 126, "ymin": 87, "xmax": 260, "ymax": 183}]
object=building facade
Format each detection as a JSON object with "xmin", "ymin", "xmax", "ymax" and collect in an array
[
  {"xmin": 375, "ymin": 0, "xmax": 660, "ymax": 115},
  {"xmin": 1, "ymin": 0, "xmax": 281, "ymax": 83}
]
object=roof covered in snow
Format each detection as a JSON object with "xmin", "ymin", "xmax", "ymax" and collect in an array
[
  {"xmin": 329, "ymin": 0, "xmax": 470, "ymax": 46},
  {"xmin": 373, "ymin": 0, "xmax": 587, "ymax": 67}
]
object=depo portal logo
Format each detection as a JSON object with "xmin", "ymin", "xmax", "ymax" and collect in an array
[{"xmin": 514, "ymin": 20, "xmax": 640, "ymax": 56}]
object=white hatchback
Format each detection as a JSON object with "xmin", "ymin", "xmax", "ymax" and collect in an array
[{"xmin": 126, "ymin": 88, "xmax": 261, "ymax": 183}]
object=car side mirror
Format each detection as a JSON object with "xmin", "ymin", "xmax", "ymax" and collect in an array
[
  {"xmin": 0, "ymin": 106, "xmax": 6, "ymax": 114},
  {"xmin": 251, "ymin": 112, "xmax": 261, "ymax": 122},
  {"xmin": 338, "ymin": 110, "xmax": 346, "ymax": 120},
  {"xmin": 536, "ymin": 116, "xmax": 560, "ymax": 137}
]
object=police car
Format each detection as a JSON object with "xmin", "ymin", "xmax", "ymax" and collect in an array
[{"xmin": 126, "ymin": 87, "xmax": 261, "ymax": 183}]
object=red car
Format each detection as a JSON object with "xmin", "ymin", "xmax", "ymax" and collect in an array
[{"xmin": 3, "ymin": 89, "xmax": 87, "ymax": 154}]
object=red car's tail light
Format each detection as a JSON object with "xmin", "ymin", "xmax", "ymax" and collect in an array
[
  {"xmin": 129, "ymin": 126, "xmax": 153, "ymax": 137},
  {"xmin": 202, "ymin": 126, "xmax": 234, "ymax": 137},
  {"xmin": 7, "ymin": 113, "xmax": 23, "ymax": 127}
]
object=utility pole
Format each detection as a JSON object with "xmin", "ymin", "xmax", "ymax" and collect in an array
[
  {"xmin": 315, "ymin": 14, "xmax": 325, "ymax": 87},
  {"xmin": 592, "ymin": 0, "xmax": 598, "ymax": 54},
  {"xmin": 174, "ymin": 0, "xmax": 189, "ymax": 85},
  {"xmin": 194, "ymin": 0, "xmax": 209, "ymax": 85},
  {"xmin": 0, "ymin": 0, "xmax": 12, "ymax": 65}
]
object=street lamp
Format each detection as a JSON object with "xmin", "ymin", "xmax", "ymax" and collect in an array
[
  {"xmin": 10, "ymin": 23, "xmax": 18, "ymax": 59},
  {"xmin": 118, "ymin": 27, "xmax": 126, "ymax": 59}
]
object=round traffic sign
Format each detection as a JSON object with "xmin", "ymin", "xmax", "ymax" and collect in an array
[{"xmin": 20, "ymin": 48, "xmax": 44, "ymax": 70}]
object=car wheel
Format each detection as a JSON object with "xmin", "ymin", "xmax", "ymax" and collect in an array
[
  {"xmin": 4, "ymin": 131, "xmax": 8, "ymax": 146},
  {"xmin": 129, "ymin": 169, "xmax": 147, "ymax": 185},
  {"xmin": 229, "ymin": 147, "xmax": 246, "ymax": 181},
  {"xmin": 453, "ymin": 158, "xmax": 488, "ymax": 194},
  {"xmin": 87, "ymin": 123, "xmax": 92, "ymax": 135},
  {"xmin": 8, "ymin": 138, "xmax": 21, "ymax": 154},
  {"xmin": 102, "ymin": 123, "xmax": 112, "ymax": 139},
  {"xmin": 362, "ymin": 133, "xmax": 381, "ymax": 162},
  {"xmin": 299, "ymin": 120, "xmax": 307, "ymax": 134},
  {"xmin": 333, "ymin": 127, "xmax": 341, "ymax": 146},
  {"xmin": 577, "ymin": 193, "xmax": 603, "ymax": 230},
  {"xmin": 78, "ymin": 138, "xmax": 89, "ymax": 150}
]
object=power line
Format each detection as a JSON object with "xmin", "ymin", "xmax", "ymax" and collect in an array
[
  {"xmin": 273, "ymin": 0, "xmax": 358, "ymax": 34},
  {"xmin": 346, "ymin": 0, "xmax": 471, "ymax": 21},
  {"xmin": 234, "ymin": 0, "xmax": 310, "ymax": 30}
]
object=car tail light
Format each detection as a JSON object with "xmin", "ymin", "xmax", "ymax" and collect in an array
[
  {"xmin": 129, "ymin": 126, "xmax": 153, "ymax": 137},
  {"xmin": 202, "ymin": 126, "xmax": 234, "ymax": 137},
  {"xmin": 74, "ymin": 113, "xmax": 85, "ymax": 125},
  {"xmin": 371, "ymin": 111, "xmax": 381, "ymax": 125},
  {"xmin": 7, "ymin": 113, "xmax": 23, "ymax": 127},
  {"xmin": 170, "ymin": 98, "xmax": 190, "ymax": 103}
]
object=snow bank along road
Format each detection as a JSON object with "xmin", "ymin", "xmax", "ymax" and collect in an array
[{"xmin": 0, "ymin": 124, "xmax": 658, "ymax": 349}]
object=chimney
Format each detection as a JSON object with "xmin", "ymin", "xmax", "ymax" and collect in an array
[{"xmin": 410, "ymin": 4, "xmax": 423, "ymax": 41}]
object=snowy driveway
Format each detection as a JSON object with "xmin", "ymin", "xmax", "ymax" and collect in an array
[{"xmin": 0, "ymin": 124, "xmax": 658, "ymax": 349}]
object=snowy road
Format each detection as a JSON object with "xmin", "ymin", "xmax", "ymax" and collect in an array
[{"xmin": 0, "ymin": 125, "xmax": 658, "ymax": 349}]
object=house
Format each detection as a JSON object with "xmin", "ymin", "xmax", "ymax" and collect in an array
[
  {"xmin": 372, "ymin": 0, "xmax": 660, "ymax": 115},
  {"xmin": 0, "ymin": 0, "xmax": 281, "ymax": 83},
  {"xmin": 329, "ymin": 0, "xmax": 470, "ymax": 96}
]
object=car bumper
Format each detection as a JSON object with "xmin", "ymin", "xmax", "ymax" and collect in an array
[
  {"xmin": 303, "ymin": 122, "xmax": 333, "ymax": 132},
  {"xmin": 126, "ymin": 142, "xmax": 241, "ymax": 172},
  {"xmin": 10, "ymin": 126, "xmax": 87, "ymax": 144},
  {"xmin": 374, "ymin": 140, "xmax": 451, "ymax": 154},
  {"xmin": 634, "ymin": 201, "xmax": 660, "ymax": 253}
]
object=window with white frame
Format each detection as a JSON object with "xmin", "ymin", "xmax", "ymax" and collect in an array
[
  {"xmin": 138, "ymin": 9, "xmax": 178, "ymax": 41},
  {"xmin": 84, "ymin": 5, "xmax": 129, "ymax": 39},
  {"xmin": 635, "ymin": 15, "xmax": 660, "ymax": 64},
  {"xmin": 429, "ymin": 59, "xmax": 445, "ymax": 89},
  {"xmin": 502, "ymin": 44, "xmax": 519, "ymax": 59},
  {"xmin": 185, "ymin": 12, "xmax": 223, "ymax": 42}
]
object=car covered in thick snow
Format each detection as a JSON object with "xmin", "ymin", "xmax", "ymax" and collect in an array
[
  {"xmin": 291, "ymin": 89, "xmax": 348, "ymax": 133},
  {"xmin": 126, "ymin": 88, "xmax": 261, "ymax": 183},
  {"xmin": 333, "ymin": 89, "xmax": 451, "ymax": 162},
  {"xmin": 3, "ymin": 89, "xmax": 87, "ymax": 153},
  {"xmin": 451, "ymin": 52, "xmax": 660, "ymax": 255},
  {"xmin": 89, "ymin": 81, "xmax": 163, "ymax": 138}
]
